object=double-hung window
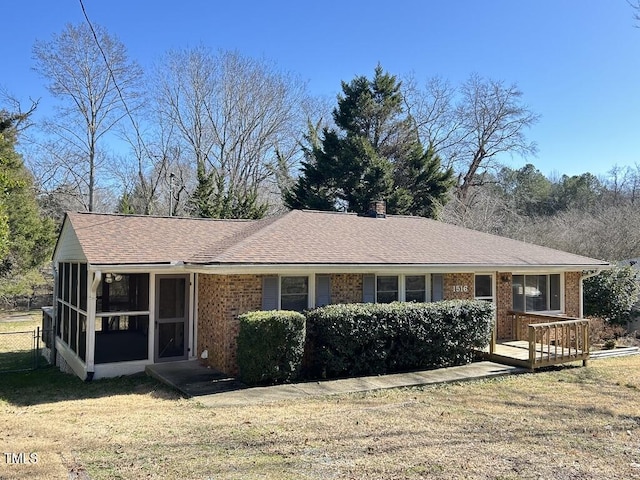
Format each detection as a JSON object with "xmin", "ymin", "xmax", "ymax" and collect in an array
[
  {"xmin": 405, "ymin": 275, "xmax": 426, "ymax": 302},
  {"xmin": 262, "ymin": 276, "xmax": 309, "ymax": 312},
  {"xmin": 280, "ymin": 276, "xmax": 309, "ymax": 311},
  {"xmin": 376, "ymin": 276, "xmax": 399, "ymax": 303}
]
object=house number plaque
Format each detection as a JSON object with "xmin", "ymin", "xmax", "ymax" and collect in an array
[{"xmin": 452, "ymin": 285, "xmax": 469, "ymax": 293}]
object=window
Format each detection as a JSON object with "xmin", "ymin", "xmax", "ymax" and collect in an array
[
  {"xmin": 280, "ymin": 276, "xmax": 308, "ymax": 311},
  {"xmin": 512, "ymin": 274, "xmax": 561, "ymax": 312},
  {"xmin": 475, "ymin": 274, "xmax": 493, "ymax": 302},
  {"xmin": 377, "ymin": 276, "xmax": 398, "ymax": 303},
  {"xmin": 406, "ymin": 276, "xmax": 426, "ymax": 302}
]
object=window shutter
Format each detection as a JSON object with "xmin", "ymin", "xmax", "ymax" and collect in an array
[
  {"xmin": 262, "ymin": 276, "xmax": 279, "ymax": 310},
  {"xmin": 316, "ymin": 275, "xmax": 331, "ymax": 307},
  {"xmin": 363, "ymin": 274, "xmax": 375, "ymax": 303},
  {"xmin": 432, "ymin": 274, "xmax": 444, "ymax": 302}
]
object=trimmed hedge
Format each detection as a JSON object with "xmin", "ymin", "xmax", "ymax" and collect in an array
[
  {"xmin": 236, "ymin": 310, "xmax": 306, "ymax": 385},
  {"xmin": 305, "ymin": 300, "xmax": 493, "ymax": 379}
]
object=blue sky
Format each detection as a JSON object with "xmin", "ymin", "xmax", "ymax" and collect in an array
[{"xmin": 2, "ymin": 0, "xmax": 639, "ymax": 178}]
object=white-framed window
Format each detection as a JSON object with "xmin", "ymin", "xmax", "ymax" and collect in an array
[
  {"xmin": 512, "ymin": 274, "xmax": 561, "ymax": 312},
  {"xmin": 262, "ymin": 276, "xmax": 309, "ymax": 312},
  {"xmin": 280, "ymin": 276, "xmax": 309, "ymax": 311},
  {"xmin": 474, "ymin": 274, "xmax": 494, "ymax": 302},
  {"xmin": 363, "ymin": 274, "xmax": 441, "ymax": 303},
  {"xmin": 376, "ymin": 276, "xmax": 399, "ymax": 303},
  {"xmin": 406, "ymin": 275, "xmax": 426, "ymax": 302}
]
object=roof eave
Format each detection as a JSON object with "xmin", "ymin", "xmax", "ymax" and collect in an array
[{"xmin": 183, "ymin": 262, "xmax": 612, "ymax": 275}]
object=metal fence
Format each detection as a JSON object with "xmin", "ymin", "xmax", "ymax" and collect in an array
[{"xmin": 0, "ymin": 328, "xmax": 52, "ymax": 373}]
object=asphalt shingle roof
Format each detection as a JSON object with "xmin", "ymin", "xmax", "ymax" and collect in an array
[{"xmin": 61, "ymin": 210, "xmax": 610, "ymax": 268}]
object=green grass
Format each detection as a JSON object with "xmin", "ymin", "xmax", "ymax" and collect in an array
[{"xmin": 0, "ymin": 312, "xmax": 50, "ymax": 373}]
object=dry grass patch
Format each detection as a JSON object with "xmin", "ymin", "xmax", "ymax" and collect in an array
[{"xmin": 1, "ymin": 356, "xmax": 640, "ymax": 479}]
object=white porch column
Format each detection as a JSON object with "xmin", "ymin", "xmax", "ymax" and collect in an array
[{"xmin": 85, "ymin": 270, "xmax": 101, "ymax": 374}]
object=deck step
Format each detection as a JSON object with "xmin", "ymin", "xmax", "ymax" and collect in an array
[{"xmin": 590, "ymin": 346, "xmax": 640, "ymax": 359}]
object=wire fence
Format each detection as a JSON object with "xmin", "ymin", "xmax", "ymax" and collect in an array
[{"xmin": 0, "ymin": 328, "xmax": 51, "ymax": 373}]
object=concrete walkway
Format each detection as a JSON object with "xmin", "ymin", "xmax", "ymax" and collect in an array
[{"xmin": 193, "ymin": 361, "xmax": 524, "ymax": 407}]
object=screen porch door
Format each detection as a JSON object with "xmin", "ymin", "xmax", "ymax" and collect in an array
[{"xmin": 154, "ymin": 274, "xmax": 189, "ymax": 362}]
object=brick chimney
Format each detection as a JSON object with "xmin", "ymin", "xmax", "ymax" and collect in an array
[{"xmin": 368, "ymin": 200, "xmax": 386, "ymax": 218}]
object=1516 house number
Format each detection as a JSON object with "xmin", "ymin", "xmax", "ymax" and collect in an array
[{"xmin": 452, "ymin": 285, "xmax": 469, "ymax": 293}]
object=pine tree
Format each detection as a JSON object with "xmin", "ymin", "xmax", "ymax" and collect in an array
[{"xmin": 284, "ymin": 66, "xmax": 454, "ymax": 217}]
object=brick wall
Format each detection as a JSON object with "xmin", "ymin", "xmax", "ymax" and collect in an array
[
  {"xmin": 330, "ymin": 274, "xmax": 363, "ymax": 304},
  {"xmin": 197, "ymin": 274, "xmax": 262, "ymax": 375},
  {"xmin": 495, "ymin": 272, "xmax": 513, "ymax": 340},
  {"xmin": 196, "ymin": 271, "xmax": 585, "ymax": 375},
  {"xmin": 443, "ymin": 273, "xmax": 474, "ymax": 300},
  {"xmin": 564, "ymin": 271, "xmax": 582, "ymax": 317}
]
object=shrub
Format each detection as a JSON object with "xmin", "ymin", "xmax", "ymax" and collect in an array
[
  {"xmin": 236, "ymin": 310, "xmax": 306, "ymax": 385},
  {"xmin": 588, "ymin": 317, "xmax": 626, "ymax": 345},
  {"xmin": 305, "ymin": 300, "xmax": 493, "ymax": 379},
  {"xmin": 584, "ymin": 266, "xmax": 640, "ymax": 326}
]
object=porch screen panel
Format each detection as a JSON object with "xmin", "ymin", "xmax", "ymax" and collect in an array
[
  {"xmin": 71, "ymin": 263, "xmax": 78, "ymax": 307},
  {"xmin": 78, "ymin": 314, "xmax": 86, "ymax": 361},
  {"xmin": 94, "ymin": 315, "xmax": 149, "ymax": 364},
  {"xmin": 79, "ymin": 264, "xmax": 88, "ymax": 311},
  {"xmin": 158, "ymin": 277, "xmax": 186, "ymax": 319},
  {"xmin": 56, "ymin": 262, "xmax": 89, "ymax": 362}
]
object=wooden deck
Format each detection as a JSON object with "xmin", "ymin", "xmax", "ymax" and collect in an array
[
  {"xmin": 480, "ymin": 312, "xmax": 590, "ymax": 371},
  {"xmin": 483, "ymin": 340, "xmax": 588, "ymax": 370}
]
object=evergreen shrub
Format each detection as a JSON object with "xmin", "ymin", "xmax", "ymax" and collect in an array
[
  {"xmin": 236, "ymin": 310, "xmax": 306, "ymax": 385},
  {"xmin": 305, "ymin": 300, "xmax": 493, "ymax": 379}
]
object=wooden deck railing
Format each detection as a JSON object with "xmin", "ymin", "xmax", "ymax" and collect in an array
[{"xmin": 508, "ymin": 311, "xmax": 590, "ymax": 369}]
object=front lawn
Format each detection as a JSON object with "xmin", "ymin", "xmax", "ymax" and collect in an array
[{"xmin": 1, "ymin": 355, "xmax": 639, "ymax": 479}]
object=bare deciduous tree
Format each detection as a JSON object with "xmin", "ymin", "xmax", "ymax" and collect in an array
[
  {"xmin": 32, "ymin": 22, "xmax": 143, "ymax": 212},
  {"xmin": 405, "ymin": 74, "xmax": 539, "ymax": 205},
  {"xmin": 153, "ymin": 47, "xmax": 308, "ymax": 218}
]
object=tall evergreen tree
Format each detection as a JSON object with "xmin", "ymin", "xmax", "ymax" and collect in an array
[
  {"xmin": 0, "ymin": 111, "xmax": 55, "ymax": 275},
  {"xmin": 284, "ymin": 66, "xmax": 454, "ymax": 217}
]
